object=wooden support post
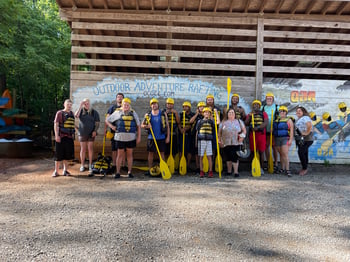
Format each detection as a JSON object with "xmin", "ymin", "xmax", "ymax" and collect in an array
[{"xmin": 255, "ymin": 17, "xmax": 264, "ymax": 100}]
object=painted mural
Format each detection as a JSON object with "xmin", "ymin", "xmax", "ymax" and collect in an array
[{"xmin": 72, "ymin": 76, "xmax": 350, "ymax": 164}]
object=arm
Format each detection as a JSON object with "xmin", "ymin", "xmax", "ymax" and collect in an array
[
  {"xmin": 189, "ymin": 109, "xmax": 199, "ymax": 124},
  {"xmin": 74, "ymin": 101, "xmax": 85, "ymax": 118},
  {"xmin": 288, "ymin": 119, "xmax": 294, "ymax": 146},
  {"xmin": 136, "ymin": 124, "xmax": 141, "ymax": 144},
  {"xmin": 302, "ymin": 121, "xmax": 313, "ymax": 136},
  {"xmin": 165, "ymin": 113, "xmax": 170, "ymax": 144}
]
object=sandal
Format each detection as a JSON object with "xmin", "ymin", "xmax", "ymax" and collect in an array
[{"xmin": 285, "ymin": 170, "xmax": 292, "ymax": 177}]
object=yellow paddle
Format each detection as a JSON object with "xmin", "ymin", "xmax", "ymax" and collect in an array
[
  {"xmin": 214, "ymin": 111, "xmax": 222, "ymax": 177},
  {"xmin": 203, "ymin": 152, "xmax": 209, "ymax": 172},
  {"xmin": 166, "ymin": 113, "xmax": 175, "ymax": 174},
  {"xmin": 179, "ymin": 111, "xmax": 187, "ymax": 175},
  {"xmin": 227, "ymin": 77, "xmax": 232, "ymax": 111},
  {"xmin": 251, "ymin": 114, "xmax": 261, "ymax": 177},
  {"xmin": 268, "ymin": 109, "xmax": 274, "ymax": 174},
  {"xmin": 146, "ymin": 116, "xmax": 171, "ymax": 180}
]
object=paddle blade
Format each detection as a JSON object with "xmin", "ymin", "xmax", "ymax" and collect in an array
[
  {"xmin": 252, "ymin": 157, "xmax": 261, "ymax": 177},
  {"xmin": 167, "ymin": 155, "xmax": 175, "ymax": 174},
  {"xmin": 215, "ymin": 155, "xmax": 223, "ymax": 173},
  {"xmin": 268, "ymin": 151, "xmax": 274, "ymax": 174},
  {"xmin": 160, "ymin": 159, "xmax": 172, "ymax": 180},
  {"xmin": 179, "ymin": 156, "xmax": 187, "ymax": 175},
  {"xmin": 203, "ymin": 153, "xmax": 209, "ymax": 172},
  {"xmin": 174, "ymin": 153, "xmax": 180, "ymax": 170}
]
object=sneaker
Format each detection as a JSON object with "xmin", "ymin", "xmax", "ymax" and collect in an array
[
  {"xmin": 63, "ymin": 170, "xmax": 71, "ymax": 176},
  {"xmin": 234, "ymin": 173, "xmax": 240, "ymax": 177},
  {"xmin": 89, "ymin": 166, "xmax": 93, "ymax": 173},
  {"xmin": 128, "ymin": 173, "xmax": 134, "ymax": 178},
  {"xmin": 114, "ymin": 173, "xmax": 121, "ymax": 179},
  {"xmin": 79, "ymin": 166, "xmax": 85, "ymax": 172},
  {"xmin": 52, "ymin": 171, "xmax": 58, "ymax": 177},
  {"xmin": 260, "ymin": 169, "xmax": 264, "ymax": 175},
  {"xmin": 199, "ymin": 171, "xmax": 205, "ymax": 178},
  {"xmin": 208, "ymin": 171, "xmax": 213, "ymax": 178},
  {"xmin": 285, "ymin": 170, "xmax": 292, "ymax": 177}
]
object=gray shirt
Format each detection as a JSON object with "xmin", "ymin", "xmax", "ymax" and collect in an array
[{"xmin": 78, "ymin": 108, "xmax": 100, "ymax": 137}]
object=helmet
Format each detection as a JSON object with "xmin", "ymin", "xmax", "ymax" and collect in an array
[
  {"xmin": 232, "ymin": 94, "xmax": 239, "ymax": 98},
  {"xmin": 122, "ymin": 98, "xmax": 131, "ymax": 104},
  {"xmin": 166, "ymin": 98, "xmax": 174, "ymax": 104},
  {"xmin": 309, "ymin": 112, "xmax": 316, "ymax": 120},
  {"xmin": 150, "ymin": 165, "xmax": 161, "ymax": 176},
  {"xmin": 252, "ymin": 100, "xmax": 262, "ymax": 106},
  {"xmin": 197, "ymin": 101, "xmax": 206, "ymax": 108},
  {"xmin": 322, "ymin": 112, "xmax": 331, "ymax": 121},
  {"xmin": 150, "ymin": 98, "xmax": 159, "ymax": 105},
  {"xmin": 279, "ymin": 105, "xmax": 288, "ymax": 112},
  {"xmin": 182, "ymin": 101, "xmax": 191, "ymax": 108},
  {"xmin": 265, "ymin": 92, "xmax": 274, "ymax": 98},
  {"xmin": 206, "ymin": 94, "xmax": 214, "ymax": 100},
  {"xmin": 339, "ymin": 102, "xmax": 347, "ymax": 109},
  {"xmin": 203, "ymin": 107, "xmax": 212, "ymax": 113}
]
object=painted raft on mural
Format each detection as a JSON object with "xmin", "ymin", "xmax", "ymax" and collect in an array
[
  {"xmin": 263, "ymin": 79, "xmax": 350, "ymax": 164},
  {"xmin": 72, "ymin": 76, "xmax": 350, "ymax": 164}
]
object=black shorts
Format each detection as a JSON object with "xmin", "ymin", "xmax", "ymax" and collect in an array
[
  {"xmin": 116, "ymin": 140, "xmax": 136, "ymax": 149},
  {"xmin": 165, "ymin": 134, "xmax": 178, "ymax": 155},
  {"xmin": 55, "ymin": 137, "xmax": 74, "ymax": 161},
  {"xmin": 111, "ymin": 139, "xmax": 118, "ymax": 151},
  {"xmin": 223, "ymin": 145, "xmax": 241, "ymax": 163},
  {"xmin": 147, "ymin": 139, "xmax": 166, "ymax": 153}
]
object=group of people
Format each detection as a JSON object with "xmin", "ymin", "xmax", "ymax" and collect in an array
[{"xmin": 52, "ymin": 92, "xmax": 314, "ymax": 178}]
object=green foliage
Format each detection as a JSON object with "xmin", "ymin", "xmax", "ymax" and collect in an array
[
  {"xmin": 0, "ymin": 0, "xmax": 71, "ymax": 146},
  {"xmin": 324, "ymin": 159, "xmax": 330, "ymax": 167}
]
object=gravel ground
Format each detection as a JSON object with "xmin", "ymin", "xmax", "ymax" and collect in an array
[{"xmin": 0, "ymin": 152, "xmax": 350, "ymax": 261}]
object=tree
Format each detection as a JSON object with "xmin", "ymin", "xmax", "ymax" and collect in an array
[{"xmin": 0, "ymin": 0, "xmax": 71, "ymax": 147}]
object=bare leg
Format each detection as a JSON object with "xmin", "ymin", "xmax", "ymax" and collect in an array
[{"xmin": 87, "ymin": 141, "xmax": 94, "ymax": 168}]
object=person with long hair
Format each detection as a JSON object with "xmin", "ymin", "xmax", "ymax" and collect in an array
[
  {"xmin": 218, "ymin": 108, "xmax": 246, "ymax": 177},
  {"xmin": 75, "ymin": 98, "xmax": 100, "ymax": 176},
  {"xmin": 295, "ymin": 106, "xmax": 313, "ymax": 176}
]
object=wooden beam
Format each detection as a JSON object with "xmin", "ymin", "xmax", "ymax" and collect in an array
[
  {"xmin": 263, "ymin": 54, "xmax": 350, "ymax": 63},
  {"xmin": 71, "ymin": 58, "xmax": 257, "ymax": 71},
  {"xmin": 275, "ymin": 0, "xmax": 285, "ymax": 14},
  {"xmin": 199, "ymin": 0, "xmax": 204, "ymax": 12},
  {"xmin": 264, "ymin": 66, "xmax": 350, "ymax": 75},
  {"xmin": 290, "ymin": 0, "xmax": 301, "ymax": 14},
  {"xmin": 69, "ymin": 11, "xmax": 258, "ymax": 25},
  {"xmin": 255, "ymin": 17, "xmax": 263, "ymax": 99},
  {"xmin": 264, "ymin": 18, "xmax": 350, "ymax": 30},
  {"xmin": 71, "ymin": 46, "xmax": 256, "ymax": 60},
  {"xmin": 336, "ymin": 1, "xmax": 348, "ymax": 15},
  {"xmin": 72, "ymin": 22, "xmax": 257, "ymax": 37},
  {"xmin": 264, "ymin": 41, "xmax": 350, "ymax": 52},
  {"xmin": 264, "ymin": 30, "xmax": 350, "ymax": 41},
  {"xmin": 321, "ymin": 1, "xmax": 332, "ymax": 15},
  {"xmin": 71, "ymin": 34, "xmax": 257, "ymax": 48},
  {"xmin": 305, "ymin": 0, "xmax": 317, "ymax": 14},
  {"xmin": 244, "ymin": 0, "xmax": 252, "ymax": 13},
  {"xmin": 259, "ymin": 0, "xmax": 268, "ymax": 13}
]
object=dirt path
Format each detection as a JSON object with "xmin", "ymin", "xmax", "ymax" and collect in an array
[{"xmin": 1, "ymin": 153, "xmax": 350, "ymax": 261}]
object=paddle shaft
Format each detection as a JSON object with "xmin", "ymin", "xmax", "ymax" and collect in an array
[
  {"xmin": 214, "ymin": 110, "xmax": 222, "ymax": 178},
  {"xmin": 227, "ymin": 78, "xmax": 232, "ymax": 111}
]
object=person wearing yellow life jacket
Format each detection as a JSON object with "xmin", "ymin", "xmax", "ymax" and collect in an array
[
  {"xmin": 245, "ymin": 100, "xmax": 268, "ymax": 175},
  {"xmin": 106, "ymin": 93, "xmax": 124, "ymax": 173},
  {"xmin": 179, "ymin": 101, "xmax": 195, "ymax": 171},
  {"xmin": 163, "ymin": 98, "xmax": 180, "ymax": 161},
  {"xmin": 190, "ymin": 101, "xmax": 206, "ymax": 175},
  {"xmin": 262, "ymin": 92, "xmax": 279, "ymax": 172},
  {"xmin": 75, "ymin": 98, "xmax": 100, "ymax": 176},
  {"xmin": 272, "ymin": 106, "xmax": 294, "ymax": 177},
  {"xmin": 141, "ymin": 98, "xmax": 170, "ymax": 176},
  {"xmin": 222, "ymin": 93, "xmax": 246, "ymax": 121},
  {"xmin": 52, "ymin": 99, "xmax": 76, "ymax": 177},
  {"xmin": 106, "ymin": 98, "xmax": 141, "ymax": 179},
  {"xmin": 196, "ymin": 107, "xmax": 215, "ymax": 178}
]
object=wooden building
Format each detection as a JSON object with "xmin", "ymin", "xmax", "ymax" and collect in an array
[{"xmin": 56, "ymin": 0, "xmax": 350, "ymax": 163}]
